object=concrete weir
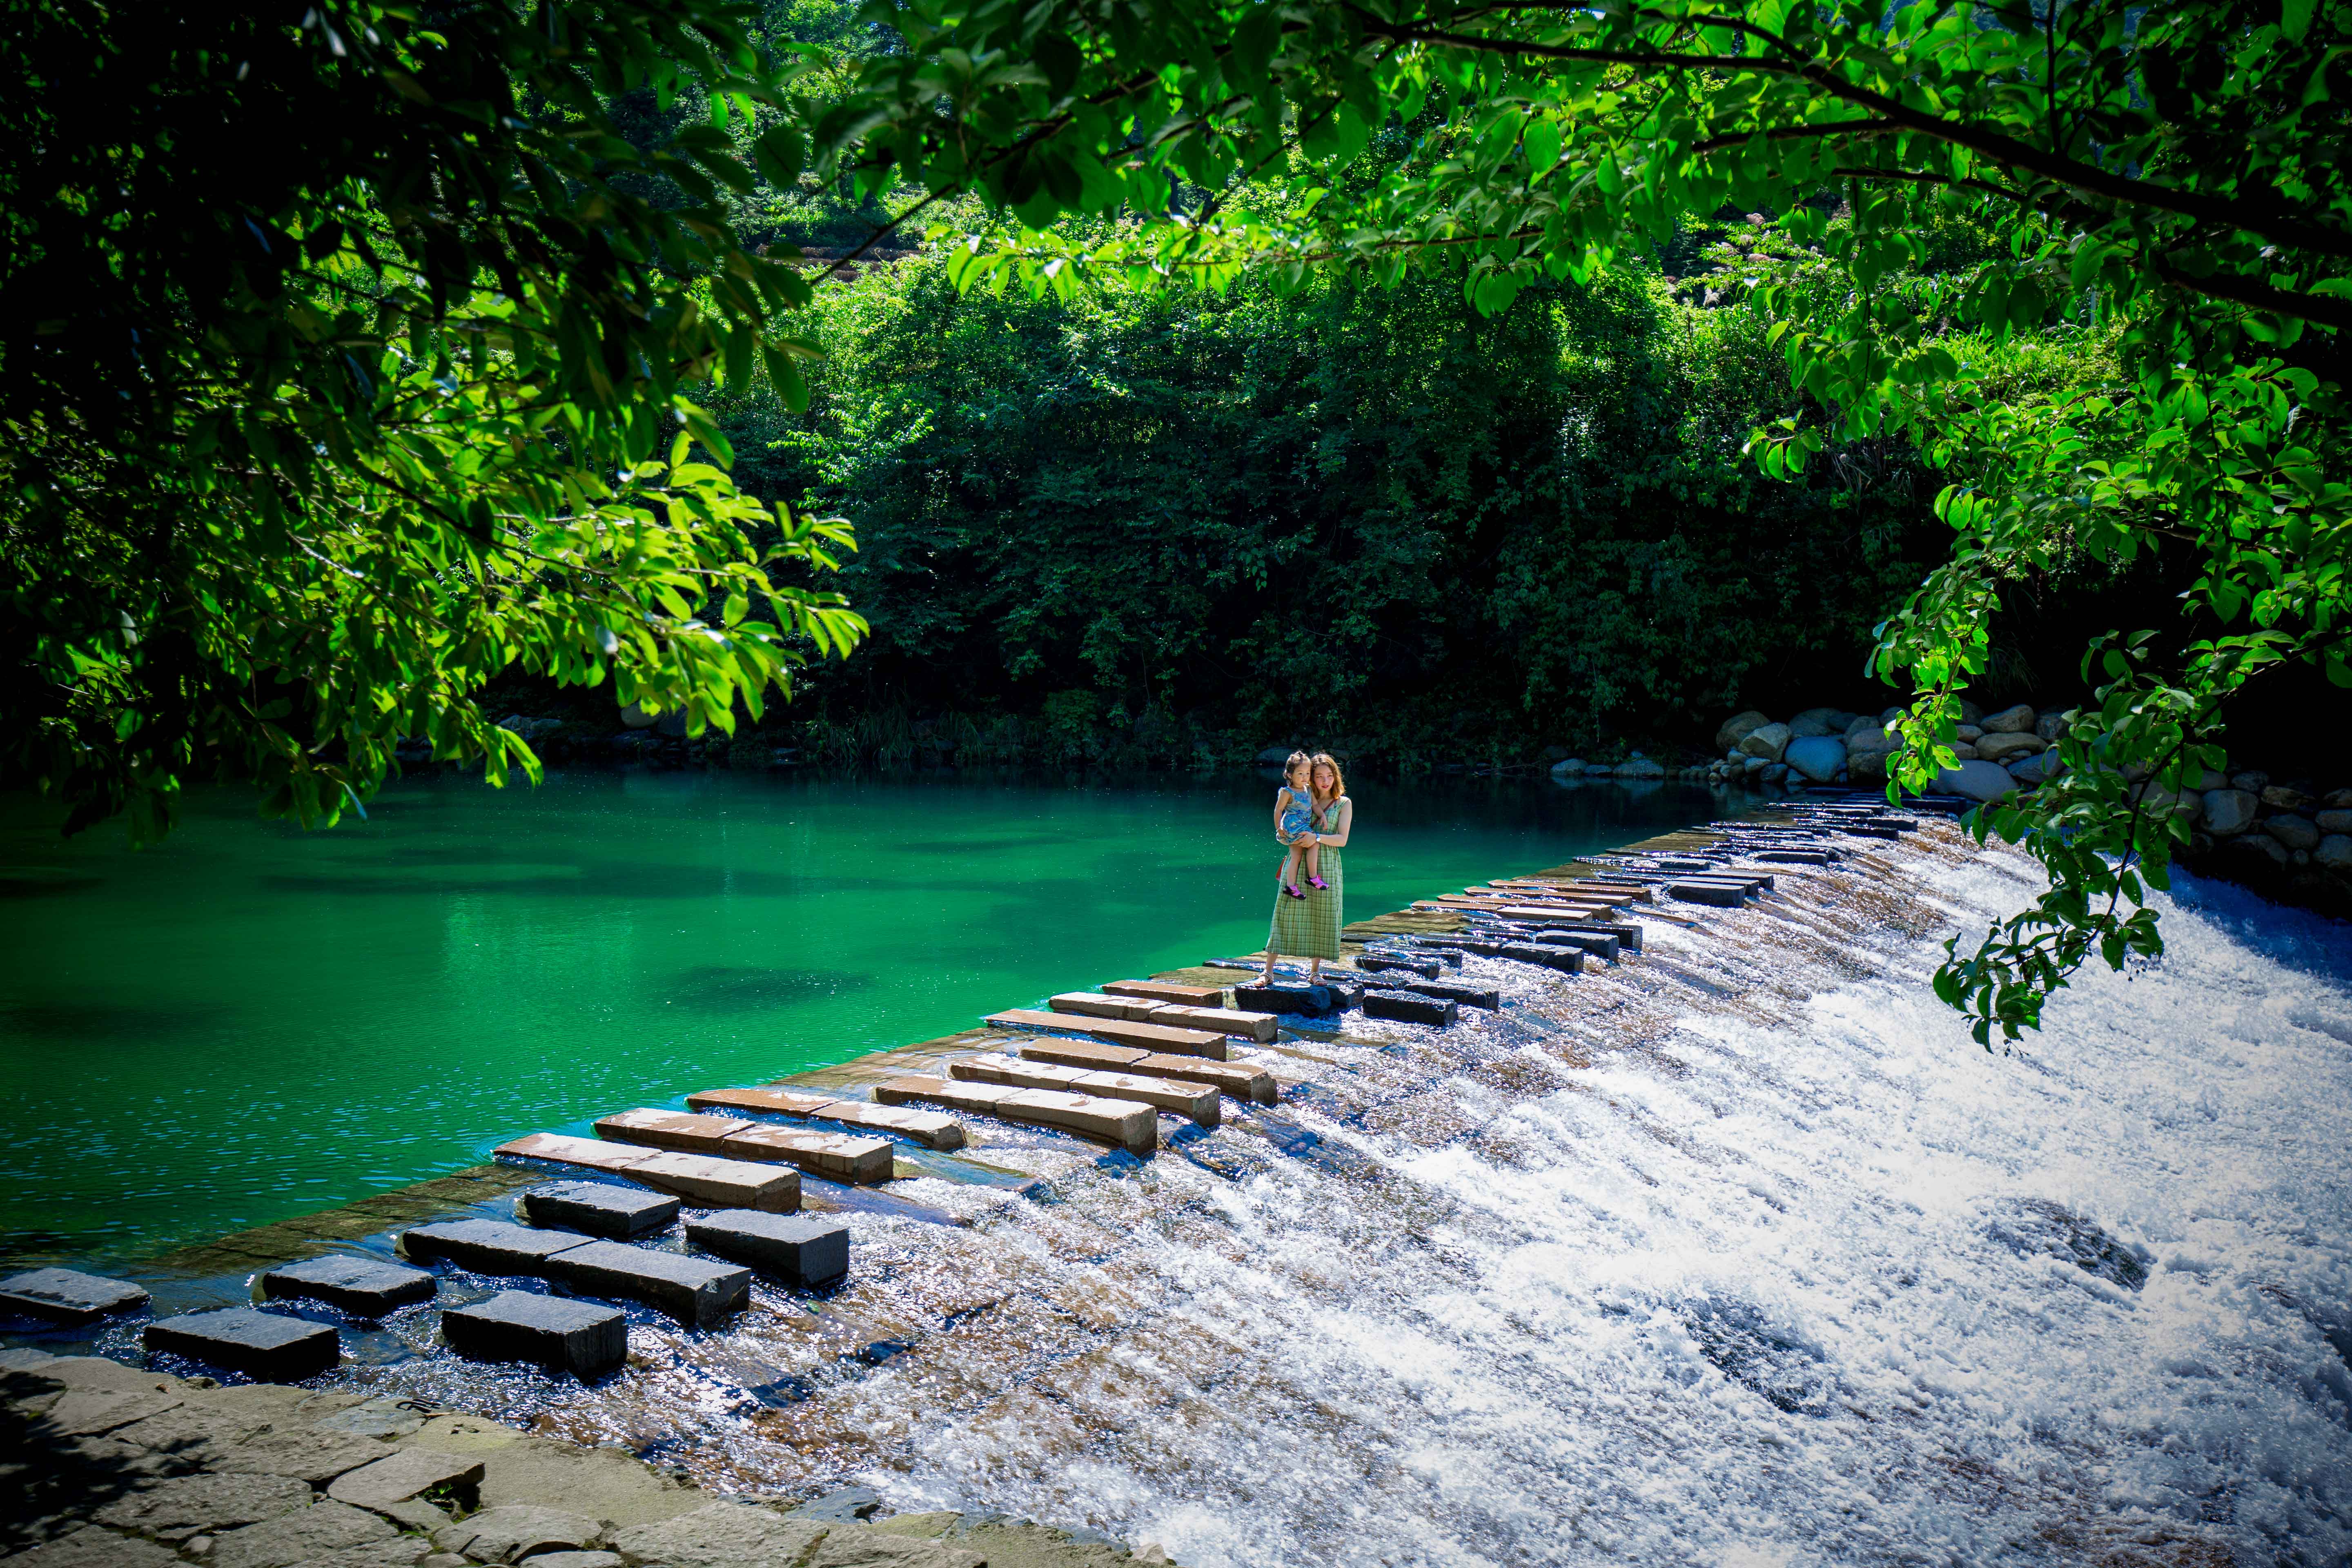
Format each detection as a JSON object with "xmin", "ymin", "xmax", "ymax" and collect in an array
[{"xmin": 21, "ymin": 791, "xmax": 2007, "ymax": 1566}]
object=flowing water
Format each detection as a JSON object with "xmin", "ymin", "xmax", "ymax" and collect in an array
[
  {"xmin": 8, "ymin": 788, "xmax": 2351, "ymax": 1564},
  {"xmin": 0, "ymin": 766, "xmax": 1740, "ymax": 1261}
]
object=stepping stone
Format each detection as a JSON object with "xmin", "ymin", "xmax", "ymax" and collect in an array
[
  {"xmin": 496, "ymin": 1133, "xmax": 800, "ymax": 1212},
  {"xmin": 1540, "ymin": 931, "xmax": 1620, "ymax": 962},
  {"xmin": 519, "ymin": 1182, "xmax": 681, "ymax": 1241},
  {"xmin": 1357, "ymin": 953, "xmax": 1442, "ymax": 980},
  {"xmin": 686, "ymin": 1086, "xmax": 968, "ymax": 1151},
  {"xmin": 815, "ymin": 1100, "xmax": 967, "ymax": 1151},
  {"xmin": 0, "ymin": 1267, "xmax": 149, "ymax": 1323},
  {"xmin": 546, "ymin": 1241, "xmax": 749, "ymax": 1328},
  {"xmin": 1233, "ymin": 983, "xmax": 1356, "ymax": 1016},
  {"xmin": 1101, "ymin": 979, "xmax": 1226, "ymax": 1006},
  {"xmin": 258, "ymin": 1256, "xmax": 435, "ymax": 1317},
  {"xmin": 715, "ymin": 1123, "xmax": 895, "ymax": 1184},
  {"xmin": 1401, "ymin": 980, "xmax": 1501, "ymax": 1010},
  {"xmin": 592, "ymin": 1109, "xmax": 751, "ymax": 1156},
  {"xmin": 951, "ymin": 1054, "xmax": 1219, "ymax": 1125},
  {"xmin": 442, "ymin": 1291, "xmax": 626, "ymax": 1379},
  {"xmin": 1015, "ymin": 1038, "xmax": 1277, "ymax": 1105},
  {"xmin": 1666, "ymin": 881, "xmax": 1745, "ymax": 907},
  {"xmin": 874, "ymin": 1076, "xmax": 1157, "ymax": 1155},
  {"xmin": 685, "ymin": 1213, "xmax": 850, "ymax": 1287},
  {"xmin": 1047, "ymin": 991, "xmax": 1161, "ymax": 1021},
  {"xmin": 1145, "ymin": 1003, "xmax": 1279, "ymax": 1043},
  {"xmin": 1361, "ymin": 989, "xmax": 1458, "ymax": 1027},
  {"xmin": 145, "ymin": 1308, "xmax": 339, "ymax": 1381},
  {"xmin": 400, "ymin": 1219, "xmax": 592, "ymax": 1275},
  {"xmin": 1499, "ymin": 943, "xmax": 1585, "ymax": 973},
  {"xmin": 985, "ymin": 1007, "xmax": 1229, "ymax": 1060}
]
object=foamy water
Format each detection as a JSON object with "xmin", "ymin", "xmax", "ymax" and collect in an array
[
  {"xmin": 204, "ymin": 829, "xmax": 2351, "ymax": 1565},
  {"xmin": 870, "ymin": 837, "xmax": 2352, "ymax": 1564}
]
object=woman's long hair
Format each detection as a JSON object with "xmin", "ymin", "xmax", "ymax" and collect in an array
[{"xmin": 1309, "ymin": 753, "xmax": 1346, "ymax": 809}]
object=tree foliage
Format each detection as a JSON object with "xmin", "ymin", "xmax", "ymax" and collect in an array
[
  {"xmin": 2, "ymin": 0, "xmax": 864, "ymax": 841},
  {"xmin": 801, "ymin": 0, "xmax": 2352, "ymax": 1040}
]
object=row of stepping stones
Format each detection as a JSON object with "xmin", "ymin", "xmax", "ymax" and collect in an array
[{"xmin": 0, "ymin": 1185, "xmax": 848, "ymax": 1383}]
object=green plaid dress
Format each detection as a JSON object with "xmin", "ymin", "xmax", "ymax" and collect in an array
[{"xmin": 1268, "ymin": 798, "xmax": 1345, "ymax": 960}]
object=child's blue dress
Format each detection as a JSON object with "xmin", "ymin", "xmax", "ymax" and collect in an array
[{"xmin": 1277, "ymin": 787, "xmax": 1314, "ymax": 841}]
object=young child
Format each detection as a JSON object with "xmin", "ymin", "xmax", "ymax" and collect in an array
[{"xmin": 1274, "ymin": 752, "xmax": 1326, "ymax": 899}]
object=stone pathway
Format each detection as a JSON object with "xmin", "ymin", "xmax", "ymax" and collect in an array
[{"xmin": 0, "ymin": 1349, "xmax": 1173, "ymax": 1567}]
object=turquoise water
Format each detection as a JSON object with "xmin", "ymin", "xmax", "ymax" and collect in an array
[{"xmin": 0, "ymin": 768, "xmax": 1736, "ymax": 1260}]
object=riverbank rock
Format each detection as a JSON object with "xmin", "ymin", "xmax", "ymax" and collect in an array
[
  {"xmin": 1787, "ymin": 708, "xmax": 1845, "ymax": 738},
  {"xmin": 1783, "ymin": 736, "xmax": 1846, "ymax": 783},
  {"xmin": 1615, "ymin": 757, "xmax": 1665, "ymax": 779},
  {"xmin": 1714, "ymin": 711, "xmax": 1771, "ymax": 751},
  {"xmin": 1934, "ymin": 760, "xmax": 2019, "ymax": 803},
  {"xmin": 1973, "ymin": 732, "xmax": 2045, "ymax": 763},
  {"xmin": 2264, "ymin": 814, "xmax": 2321, "ymax": 852},
  {"xmin": 1739, "ymin": 723, "xmax": 1792, "ymax": 763},
  {"xmin": 2007, "ymin": 753, "xmax": 2061, "ymax": 787},
  {"xmin": 2202, "ymin": 789, "xmax": 2260, "ymax": 836},
  {"xmin": 1980, "ymin": 704, "xmax": 2036, "ymax": 733}
]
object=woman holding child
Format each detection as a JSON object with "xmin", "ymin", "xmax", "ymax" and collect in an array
[{"xmin": 1261, "ymin": 752, "xmax": 1351, "ymax": 985}]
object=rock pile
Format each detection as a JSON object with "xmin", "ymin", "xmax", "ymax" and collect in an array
[{"xmin": 1706, "ymin": 702, "xmax": 2352, "ymax": 915}]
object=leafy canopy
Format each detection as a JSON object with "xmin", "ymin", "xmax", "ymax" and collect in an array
[
  {"xmin": 804, "ymin": 0, "xmax": 2351, "ymax": 1043},
  {"xmin": 2, "ymin": 0, "xmax": 864, "ymax": 842}
]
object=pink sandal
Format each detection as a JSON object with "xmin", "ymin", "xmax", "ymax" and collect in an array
[
  {"xmin": 1307, "ymin": 876, "xmax": 1328, "ymax": 891},
  {"xmin": 1283, "ymin": 883, "xmax": 1305, "ymax": 899}
]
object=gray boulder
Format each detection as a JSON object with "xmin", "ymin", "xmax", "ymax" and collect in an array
[
  {"xmin": 609, "ymin": 1504, "xmax": 825, "ymax": 1568},
  {"xmin": 2263, "ymin": 814, "xmax": 2321, "ymax": 852},
  {"xmin": 2317, "ymin": 834, "xmax": 2352, "ymax": 871},
  {"xmin": 1949, "ymin": 742, "xmax": 1981, "ymax": 761},
  {"xmin": 1547, "ymin": 757, "xmax": 1585, "ymax": 777},
  {"xmin": 2230, "ymin": 833, "xmax": 2291, "ymax": 868},
  {"xmin": 2034, "ymin": 711, "xmax": 2069, "ymax": 741},
  {"xmin": 2230, "ymin": 771, "xmax": 2270, "ymax": 793},
  {"xmin": 1739, "ymin": 722, "xmax": 1792, "ymax": 762},
  {"xmin": 2007, "ymin": 752, "xmax": 2062, "ymax": 787},
  {"xmin": 1713, "ymin": 710, "xmax": 1771, "ymax": 751},
  {"xmin": 1615, "ymin": 757, "xmax": 1666, "ymax": 779},
  {"xmin": 1879, "ymin": 706, "xmax": 1906, "ymax": 726},
  {"xmin": 2328, "ymin": 788, "xmax": 2352, "ymax": 808},
  {"xmin": 1974, "ymin": 731, "xmax": 2046, "ymax": 763},
  {"xmin": 2317, "ymin": 809, "xmax": 2352, "ymax": 834},
  {"xmin": 1844, "ymin": 716, "xmax": 1882, "ymax": 739},
  {"xmin": 1980, "ymin": 704, "xmax": 2036, "ymax": 733},
  {"xmin": 433, "ymin": 1505, "xmax": 604, "ymax": 1562},
  {"xmin": 1788, "ymin": 707, "xmax": 1844, "ymax": 738},
  {"xmin": 2201, "ymin": 789, "xmax": 2260, "ymax": 836},
  {"xmin": 1958, "ymin": 698, "xmax": 1984, "ymax": 724},
  {"xmin": 2260, "ymin": 784, "xmax": 2314, "ymax": 811},
  {"xmin": 1784, "ymin": 736, "xmax": 1846, "ymax": 783},
  {"xmin": 1847, "ymin": 748, "xmax": 1889, "ymax": 781},
  {"xmin": 1955, "ymin": 723, "xmax": 1983, "ymax": 741},
  {"xmin": 1254, "ymin": 746, "xmax": 1294, "ymax": 766},
  {"xmin": 1934, "ymin": 760, "xmax": 2020, "ymax": 802}
]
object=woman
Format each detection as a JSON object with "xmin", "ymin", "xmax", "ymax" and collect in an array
[{"xmin": 1261, "ymin": 753, "xmax": 1352, "ymax": 985}]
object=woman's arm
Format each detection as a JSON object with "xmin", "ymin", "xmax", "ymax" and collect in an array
[{"xmin": 1312, "ymin": 798, "xmax": 1352, "ymax": 849}]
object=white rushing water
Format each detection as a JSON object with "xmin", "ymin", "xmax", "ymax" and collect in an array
[{"xmin": 863, "ymin": 842, "xmax": 2352, "ymax": 1566}]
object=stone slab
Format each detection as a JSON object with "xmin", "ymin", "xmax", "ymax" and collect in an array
[
  {"xmin": 1012, "ymin": 1037, "xmax": 1146, "ymax": 1071},
  {"xmin": 1012, "ymin": 1038, "xmax": 1275, "ymax": 1103},
  {"xmin": 1361, "ymin": 989, "xmax": 1459, "ymax": 1027},
  {"xmin": 3, "ymin": 1526, "xmax": 183, "ymax": 1568},
  {"xmin": 817, "ymin": 1100, "xmax": 967, "ymax": 1152},
  {"xmin": 610, "ymin": 1147, "xmax": 801, "ymax": 1213},
  {"xmin": 1666, "ymin": 881, "xmax": 1746, "ymax": 907},
  {"xmin": 684, "ymin": 1212, "xmax": 851, "ymax": 1287},
  {"xmin": 440, "ymin": 1290, "xmax": 626, "ymax": 1379},
  {"xmin": 689, "ymin": 1086, "xmax": 967, "ymax": 1151},
  {"xmin": 1538, "ymin": 931, "xmax": 1621, "ymax": 962},
  {"xmin": 688, "ymin": 1085, "xmax": 841, "ymax": 1119},
  {"xmin": 1046, "ymin": 991, "xmax": 1160, "ymax": 1021},
  {"xmin": 592, "ymin": 1109, "xmax": 754, "ymax": 1157},
  {"xmin": 1145, "ymin": 1004, "xmax": 1279, "ymax": 1043},
  {"xmin": 546, "ymin": 1241, "xmax": 750, "ymax": 1328},
  {"xmin": 876, "ymin": 1076, "xmax": 1156, "ymax": 1154},
  {"xmin": 716, "ymin": 1123, "xmax": 895, "ymax": 1184},
  {"xmin": 1233, "ymin": 983, "xmax": 1355, "ymax": 1016},
  {"xmin": 399, "ymin": 1219, "xmax": 592, "ymax": 1276},
  {"xmin": 985, "ymin": 1007, "xmax": 1229, "ymax": 1060},
  {"xmin": 329, "ymin": 1448, "xmax": 486, "ymax": 1511},
  {"xmin": 1101, "ymin": 979, "xmax": 1227, "ymax": 1006},
  {"xmin": 208, "ymin": 1498, "xmax": 393, "ymax": 1568},
  {"xmin": 499, "ymin": 1133, "xmax": 800, "ymax": 1212},
  {"xmin": 518, "ymin": 1182, "xmax": 681, "ymax": 1241},
  {"xmin": 0, "ymin": 1267, "xmax": 150, "ymax": 1323},
  {"xmin": 1498, "ymin": 943, "xmax": 1586, "ymax": 973},
  {"xmin": 433, "ymin": 1505, "xmax": 606, "ymax": 1564},
  {"xmin": 1402, "ymin": 980, "xmax": 1501, "ymax": 1010},
  {"xmin": 259, "ymin": 1255, "xmax": 436, "ymax": 1317},
  {"xmin": 952, "ymin": 1054, "xmax": 1219, "ymax": 1125},
  {"xmin": 92, "ymin": 1472, "xmax": 315, "ymax": 1534},
  {"xmin": 145, "ymin": 1309, "xmax": 339, "ymax": 1382}
]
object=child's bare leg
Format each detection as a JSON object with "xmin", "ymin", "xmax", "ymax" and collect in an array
[{"xmin": 1279, "ymin": 843, "xmax": 1303, "ymax": 887}]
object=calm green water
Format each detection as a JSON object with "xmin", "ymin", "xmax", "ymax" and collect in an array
[{"xmin": 0, "ymin": 768, "xmax": 1739, "ymax": 1261}]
